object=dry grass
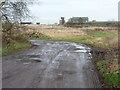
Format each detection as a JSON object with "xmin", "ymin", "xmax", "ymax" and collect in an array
[
  {"xmin": 107, "ymin": 37, "xmax": 118, "ymax": 49},
  {"xmin": 12, "ymin": 25, "xmax": 118, "ymax": 49},
  {"xmin": 25, "ymin": 25, "xmax": 86, "ymax": 38}
]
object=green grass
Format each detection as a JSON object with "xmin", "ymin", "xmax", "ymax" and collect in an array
[
  {"xmin": 90, "ymin": 31, "xmax": 116, "ymax": 37},
  {"xmin": 104, "ymin": 72, "xmax": 120, "ymax": 87},
  {"xmin": 1, "ymin": 41, "xmax": 32, "ymax": 56},
  {"xmin": 97, "ymin": 60, "xmax": 120, "ymax": 87}
]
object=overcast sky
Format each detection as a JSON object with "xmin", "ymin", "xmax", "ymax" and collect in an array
[{"xmin": 27, "ymin": 0, "xmax": 119, "ymax": 24}]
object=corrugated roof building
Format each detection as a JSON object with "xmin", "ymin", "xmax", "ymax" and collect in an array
[{"xmin": 67, "ymin": 17, "xmax": 89, "ymax": 24}]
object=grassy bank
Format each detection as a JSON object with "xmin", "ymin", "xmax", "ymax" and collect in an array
[
  {"xmin": 97, "ymin": 59, "xmax": 120, "ymax": 88},
  {"xmin": 1, "ymin": 41, "xmax": 32, "ymax": 56}
]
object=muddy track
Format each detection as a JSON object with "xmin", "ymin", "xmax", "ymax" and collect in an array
[{"xmin": 2, "ymin": 40, "xmax": 101, "ymax": 88}]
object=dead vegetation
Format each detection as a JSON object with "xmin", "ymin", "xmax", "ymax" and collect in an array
[{"xmin": 14, "ymin": 25, "xmax": 118, "ymax": 49}]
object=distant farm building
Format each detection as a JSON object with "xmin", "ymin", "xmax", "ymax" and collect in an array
[
  {"xmin": 65, "ymin": 17, "xmax": 117, "ymax": 27},
  {"xmin": 59, "ymin": 17, "xmax": 65, "ymax": 25},
  {"xmin": 36, "ymin": 22, "xmax": 40, "ymax": 25},
  {"xmin": 67, "ymin": 17, "xmax": 89, "ymax": 24},
  {"xmin": 20, "ymin": 22, "xmax": 32, "ymax": 25},
  {"xmin": 65, "ymin": 17, "xmax": 89, "ymax": 27}
]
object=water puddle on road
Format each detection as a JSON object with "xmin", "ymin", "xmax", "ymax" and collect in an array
[
  {"xmin": 67, "ymin": 43, "xmax": 91, "ymax": 53},
  {"xmin": 16, "ymin": 54, "xmax": 42, "ymax": 64},
  {"xmin": 16, "ymin": 41, "xmax": 92, "ymax": 65}
]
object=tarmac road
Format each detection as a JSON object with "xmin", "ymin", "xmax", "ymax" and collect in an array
[{"xmin": 2, "ymin": 40, "xmax": 101, "ymax": 88}]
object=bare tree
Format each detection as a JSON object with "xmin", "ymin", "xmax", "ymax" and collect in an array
[
  {"xmin": 0, "ymin": 0, "xmax": 34, "ymax": 44},
  {"xmin": 0, "ymin": 0, "xmax": 33, "ymax": 23}
]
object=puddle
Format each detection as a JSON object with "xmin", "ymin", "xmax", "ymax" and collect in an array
[
  {"xmin": 16, "ymin": 54, "xmax": 42, "ymax": 63},
  {"xmin": 29, "ymin": 40, "xmax": 47, "ymax": 46},
  {"xmin": 68, "ymin": 46, "xmax": 89, "ymax": 53},
  {"xmin": 23, "ymin": 62, "xmax": 31, "ymax": 65},
  {"xmin": 67, "ymin": 43, "xmax": 91, "ymax": 53},
  {"xmin": 73, "ymin": 50, "xmax": 87, "ymax": 53},
  {"xmin": 26, "ymin": 55, "xmax": 41, "ymax": 58},
  {"xmin": 74, "ymin": 45, "xmax": 85, "ymax": 50}
]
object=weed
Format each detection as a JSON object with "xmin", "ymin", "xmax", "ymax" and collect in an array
[{"xmin": 97, "ymin": 60, "xmax": 120, "ymax": 87}]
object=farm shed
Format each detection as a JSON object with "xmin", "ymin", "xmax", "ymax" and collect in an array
[{"xmin": 67, "ymin": 17, "xmax": 89, "ymax": 24}]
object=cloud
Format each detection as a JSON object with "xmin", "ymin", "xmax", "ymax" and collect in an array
[{"xmin": 28, "ymin": 0, "xmax": 119, "ymax": 24}]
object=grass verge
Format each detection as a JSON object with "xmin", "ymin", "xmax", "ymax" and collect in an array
[
  {"xmin": 97, "ymin": 60, "xmax": 120, "ymax": 88},
  {"xmin": 1, "ymin": 41, "xmax": 32, "ymax": 56}
]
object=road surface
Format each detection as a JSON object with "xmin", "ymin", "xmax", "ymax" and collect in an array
[{"xmin": 2, "ymin": 40, "xmax": 101, "ymax": 88}]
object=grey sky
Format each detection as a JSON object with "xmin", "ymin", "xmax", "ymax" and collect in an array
[{"xmin": 28, "ymin": 0, "xmax": 119, "ymax": 24}]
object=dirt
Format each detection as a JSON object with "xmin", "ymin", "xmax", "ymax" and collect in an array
[
  {"xmin": 90, "ymin": 46, "xmax": 119, "ymax": 88},
  {"xmin": 2, "ymin": 40, "xmax": 101, "ymax": 88}
]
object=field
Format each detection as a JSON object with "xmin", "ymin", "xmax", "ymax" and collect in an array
[
  {"xmin": 17, "ymin": 25, "xmax": 118, "ymax": 49},
  {"xmin": 2, "ymin": 25, "xmax": 119, "ymax": 87}
]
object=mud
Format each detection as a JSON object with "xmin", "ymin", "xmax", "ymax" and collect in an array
[{"xmin": 2, "ymin": 40, "xmax": 101, "ymax": 88}]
